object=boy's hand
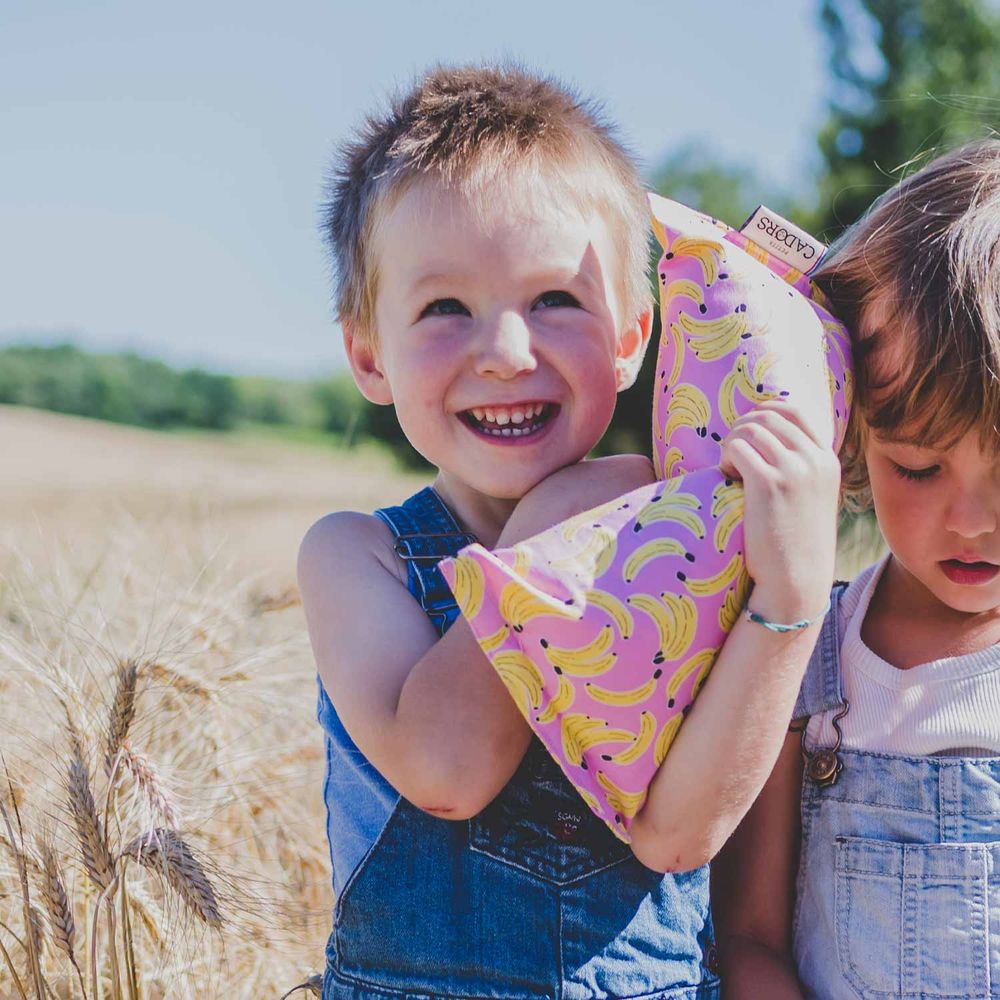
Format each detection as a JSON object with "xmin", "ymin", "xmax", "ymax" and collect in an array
[
  {"xmin": 719, "ymin": 400, "xmax": 840, "ymax": 623},
  {"xmin": 498, "ymin": 454, "xmax": 656, "ymax": 546}
]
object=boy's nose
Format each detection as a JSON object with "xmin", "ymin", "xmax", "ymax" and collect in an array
[{"xmin": 473, "ymin": 312, "xmax": 538, "ymax": 379}]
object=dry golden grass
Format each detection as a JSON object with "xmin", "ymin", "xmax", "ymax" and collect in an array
[
  {"xmin": 0, "ymin": 404, "xmax": 882, "ymax": 999},
  {"xmin": 0, "ymin": 405, "xmax": 427, "ymax": 1000}
]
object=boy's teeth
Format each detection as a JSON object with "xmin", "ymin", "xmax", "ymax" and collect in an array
[{"xmin": 466, "ymin": 402, "xmax": 550, "ymax": 429}]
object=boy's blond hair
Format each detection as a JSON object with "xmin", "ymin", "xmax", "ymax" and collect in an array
[
  {"xmin": 322, "ymin": 64, "xmax": 651, "ymax": 344},
  {"xmin": 815, "ymin": 139, "xmax": 1000, "ymax": 510}
]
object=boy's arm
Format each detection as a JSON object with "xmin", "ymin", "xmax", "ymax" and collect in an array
[
  {"xmin": 298, "ymin": 456, "xmax": 659, "ymax": 821},
  {"xmin": 625, "ymin": 401, "xmax": 839, "ymax": 872},
  {"xmin": 711, "ymin": 729, "xmax": 804, "ymax": 999},
  {"xmin": 298, "ymin": 511, "xmax": 531, "ymax": 819}
]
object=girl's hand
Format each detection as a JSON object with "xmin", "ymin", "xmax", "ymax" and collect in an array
[{"xmin": 719, "ymin": 400, "xmax": 840, "ymax": 624}]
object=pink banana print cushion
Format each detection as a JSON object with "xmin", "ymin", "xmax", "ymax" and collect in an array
[{"xmin": 439, "ymin": 196, "xmax": 853, "ymax": 841}]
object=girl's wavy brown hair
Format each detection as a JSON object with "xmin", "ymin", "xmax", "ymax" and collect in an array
[{"xmin": 814, "ymin": 139, "xmax": 1000, "ymax": 511}]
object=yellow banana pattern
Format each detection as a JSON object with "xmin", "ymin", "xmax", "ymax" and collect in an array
[
  {"xmin": 480, "ymin": 623, "xmax": 510, "ymax": 654},
  {"xmin": 448, "ymin": 555, "xmax": 485, "ymax": 622},
  {"xmin": 606, "ymin": 710, "xmax": 657, "ymax": 766},
  {"xmin": 550, "ymin": 526, "xmax": 618, "ymax": 580},
  {"xmin": 561, "ymin": 713, "xmax": 635, "ymax": 767},
  {"xmin": 661, "ymin": 383, "xmax": 712, "ymax": 444},
  {"xmin": 491, "ymin": 651, "xmax": 545, "ymax": 715},
  {"xmin": 541, "ymin": 625, "xmax": 617, "ymax": 677},
  {"xmin": 664, "ymin": 277, "xmax": 705, "ymax": 309},
  {"xmin": 666, "ymin": 648, "xmax": 717, "ymax": 703},
  {"xmin": 678, "ymin": 553, "xmax": 745, "ymax": 599},
  {"xmin": 621, "ymin": 537, "xmax": 688, "ymax": 584},
  {"xmin": 711, "ymin": 480, "xmax": 745, "ymax": 554},
  {"xmin": 583, "ymin": 588, "xmax": 634, "ymax": 640},
  {"xmin": 627, "ymin": 592, "xmax": 698, "ymax": 663},
  {"xmin": 669, "ymin": 236, "xmax": 725, "ymax": 286},
  {"xmin": 536, "ymin": 674, "xmax": 576, "ymax": 724},
  {"xmin": 657, "ymin": 446, "xmax": 685, "ymax": 479},
  {"xmin": 718, "ymin": 352, "xmax": 782, "ymax": 427},
  {"xmin": 585, "ymin": 675, "xmax": 659, "ymax": 708},
  {"xmin": 499, "ymin": 580, "xmax": 579, "ymax": 632},
  {"xmin": 512, "ymin": 545, "xmax": 532, "ymax": 579},
  {"xmin": 661, "ymin": 322, "xmax": 686, "ymax": 390},
  {"xmin": 718, "ymin": 567, "xmax": 752, "ymax": 632},
  {"xmin": 654, "ymin": 713, "xmax": 684, "ymax": 767},
  {"xmin": 437, "ymin": 196, "xmax": 852, "ymax": 844},
  {"xmin": 596, "ymin": 770, "xmax": 648, "ymax": 820},
  {"xmin": 634, "ymin": 482, "xmax": 706, "ymax": 540},
  {"xmin": 679, "ymin": 310, "xmax": 752, "ymax": 363}
]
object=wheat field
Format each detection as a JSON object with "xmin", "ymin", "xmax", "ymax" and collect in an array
[
  {"xmin": 0, "ymin": 405, "xmax": 427, "ymax": 1000},
  {"xmin": 0, "ymin": 404, "xmax": 882, "ymax": 1000}
]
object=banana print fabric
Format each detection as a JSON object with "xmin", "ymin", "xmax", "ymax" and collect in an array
[{"xmin": 440, "ymin": 197, "xmax": 853, "ymax": 841}]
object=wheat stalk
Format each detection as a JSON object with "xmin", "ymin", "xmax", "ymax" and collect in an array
[
  {"xmin": 122, "ymin": 829, "xmax": 222, "ymax": 928},
  {"xmin": 279, "ymin": 974, "xmax": 323, "ymax": 998},
  {"xmin": 39, "ymin": 840, "xmax": 88, "ymax": 997},
  {"xmin": 67, "ymin": 746, "xmax": 115, "ymax": 894},
  {"xmin": 146, "ymin": 662, "xmax": 216, "ymax": 701},
  {"xmin": 104, "ymin": 660, "xmax": 139, "ymax": 776},
  {"xmin": 118, "ymin": 742, "xmax": 182, "ymax": 829}
]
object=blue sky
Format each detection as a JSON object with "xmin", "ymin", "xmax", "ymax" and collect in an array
[{"xmin": 1, "ymin": 1, "xmax": 831, "ymax": 377}]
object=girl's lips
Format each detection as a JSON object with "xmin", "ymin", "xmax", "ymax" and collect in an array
[{"xmin": 939, "ymin": 559, "xmax": 1000, "ymax": 586}]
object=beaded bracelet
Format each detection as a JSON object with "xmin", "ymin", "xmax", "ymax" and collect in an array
[{"xmin": 744, "ymin": 596, "xmax": 832, "ymax": 633}]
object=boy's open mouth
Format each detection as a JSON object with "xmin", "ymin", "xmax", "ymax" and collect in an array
[{"xmin": 461, "ymin": 402, "xmax": 557, "ymax": 439}]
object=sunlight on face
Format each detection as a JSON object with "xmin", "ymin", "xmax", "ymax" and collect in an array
[{"xmin": 366, "ymin": 176, "xmax": 634, "ymax": 506}]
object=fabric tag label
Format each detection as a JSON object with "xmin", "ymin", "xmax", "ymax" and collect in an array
[{"xmin": 739, "ymin": 205, "xmax": 827, "ymax": 274}]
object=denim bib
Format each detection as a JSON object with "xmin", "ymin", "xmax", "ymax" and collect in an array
[
  {"xmin": 793, "ymin": 587, "xmax": 1000, "ymax": 999},
  {"xmin": 320, "ymin": 487, "xmax": 720, "ymax": 1000}
]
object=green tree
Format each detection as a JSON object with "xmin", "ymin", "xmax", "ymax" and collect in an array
[{"xmin": 810, "ymin": 0, "xmax": 1000, "ymax": 238}]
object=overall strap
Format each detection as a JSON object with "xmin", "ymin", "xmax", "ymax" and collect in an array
[
  {"xmin": 374, "ymin": 486, "xmax": 477, "ymax": 635},
  {"xmin": 792, "ymin": 581, "xmax": 849, "ymax": 720}
]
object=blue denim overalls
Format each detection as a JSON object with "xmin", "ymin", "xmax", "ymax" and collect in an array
[
  {"xmin": 792, "ymin": 584, "xmax": 1000, "ymax": 999},
  {"xmin": 318, "ymin": 487, "xmax": 720, "ymax": 1000}
]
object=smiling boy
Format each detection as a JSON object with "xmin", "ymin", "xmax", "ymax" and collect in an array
[{"xmin": 298, "ymin": 64, "xmax": 839, "ymax": 999}]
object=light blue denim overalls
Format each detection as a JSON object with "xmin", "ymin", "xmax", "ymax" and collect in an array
[
  {"xmin": 792, "ymin": 584, "xmax": 1000, "ymax": 999},
  {"xmin": 317, "ymin": 487, "xmax": 721, "ymax": 1000}
]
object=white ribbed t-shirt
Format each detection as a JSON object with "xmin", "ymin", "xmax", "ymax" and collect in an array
[{"xmin": 806, "ymin": 556, "xmax": 1000, "ymax": 756}]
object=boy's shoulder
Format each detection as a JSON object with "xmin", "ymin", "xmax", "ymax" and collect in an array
[{"xmin": 298, "ymin": 509, "xmax": 407, "ymax": 595}]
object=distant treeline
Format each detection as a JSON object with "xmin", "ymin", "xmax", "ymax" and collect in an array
[{"xmin": 0, "ymin": 342, "xmax": 405, "ymax": 448}]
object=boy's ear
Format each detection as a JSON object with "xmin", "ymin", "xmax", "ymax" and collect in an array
[
  {"xmin": 615, "ymin": 305, "xmax": 654, "ymax": 391},
  {"xmin": 343, "ymin": 322, "xmax": 394, "ymax": 405}
]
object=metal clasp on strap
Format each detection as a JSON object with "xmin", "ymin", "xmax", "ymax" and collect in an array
[
  {"xmin": 801, "ymin": 700, "xmax": 849, "ymax": 787},
  {"xmin": 392, "ymin": 531, "xmax": 477, "ymax": 561}
]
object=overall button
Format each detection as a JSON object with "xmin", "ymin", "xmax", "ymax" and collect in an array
[{"xmin": 703, "ymin": 942, "xmax": 720, "ymax": 974}]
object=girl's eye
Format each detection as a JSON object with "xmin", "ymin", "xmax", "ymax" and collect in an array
[
  {"xmin": 534, "ymin": 290, "xmax": 580, "ymax": 309},
  {"xmin": 892, "ymin": 461, "xmax": 940, "ymax": 482},
  {"xmin": 419, "ymin": 298, "xmax": 469, "ymax": 319}
]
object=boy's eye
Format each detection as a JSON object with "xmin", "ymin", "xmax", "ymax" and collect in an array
[
  {"xmin": 534, "ymin": 290, "xmax": 580, "ymax": 309},
  {"xmin": 419, "ymin": 298, "xmax": 470, "ymax": 319},
  {"xmin": 892, "ymin": 461, "xmax": 940, "ymax": 482}
]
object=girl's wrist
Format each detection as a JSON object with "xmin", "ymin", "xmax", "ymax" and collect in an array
[{"xmin": 745, "ymin": 583, "xmax": 831, "ymax": 629}]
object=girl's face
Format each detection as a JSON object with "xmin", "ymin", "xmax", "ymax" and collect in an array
[
  {"xmin": 858, "ymin": 295, "xmax": 1000, "ymax": 617},
  {"xmin": 866, "ymin": 427, "xmax": 1000, "ymax": 616}
]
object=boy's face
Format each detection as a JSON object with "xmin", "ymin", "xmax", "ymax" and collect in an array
[{"xmin": 346, "ymin": 177, "xmax": 650, "ymax": 502}]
